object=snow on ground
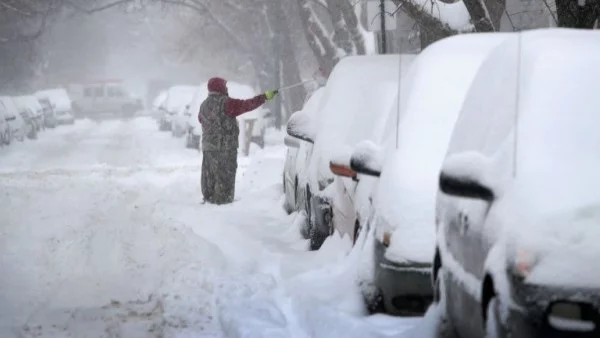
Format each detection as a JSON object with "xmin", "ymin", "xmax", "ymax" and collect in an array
[{"xmin": 0, "ymin": 117, "xmax": 433, "ymax": 337}]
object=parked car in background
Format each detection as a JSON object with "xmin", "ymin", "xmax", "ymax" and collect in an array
[
  {"xmin": 0, "ymin": 96, "xmax": 26, "ymax": 142},
  {"xmin": 333, "ymin": 33, "xmax": 509, "ymax": 316},
  {"xmin": 0, "ymin": 101, "xmax": 11, "ymax": 146},
  {"xmin": 14, "ymin": 95, "xmax": 44, "ymax": 132},
  {"xmin": 68, "ymin": 79, "xmax": 144, "ymax": 119},
  {"xmin": 152, "ymin": 90, "xmax": 168, "ymax": 122},
  {"xmin": 35, "ymin": 88, "xmax": 74, "ymax": 125},
  {"xmin": 286, "ymin": 55, "xmax": 413, "ymax": 250},
  {"xmin": 283, "ymin": 88, "xmax": 325, "ymax": 215},
  {"xmin": 184, "ymin": 84, "xmax": 208, "ymax": 149},
  {"xmin": 434, "ymin": 29, "xmax": 600, "ymax": 338},
  {"xmin": 37, "ymin": 97, "xmax": 57, "ymax": 128},
  {"xmin": 158, "ymin": 85, "xmax": 197, "ymax": 132}
]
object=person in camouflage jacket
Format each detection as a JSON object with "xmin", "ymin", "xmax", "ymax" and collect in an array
[{"xmin": 198, "ymin": 77, "xmax": 278, "ymax": 204}]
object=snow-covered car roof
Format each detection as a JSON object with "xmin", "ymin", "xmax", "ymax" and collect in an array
[
  {"xmin": 374, "ymin": 33, "xmax": 511, "ymax": 264},
  {"xmin": 309, "ymin": 55, "xmax": 414, "ymax": 180},
  {"xmin": 14, "ymin": 95, "xmax": 43, "ymax": 114},
  {"xmin": 164, "ymin": 85, "xmax": 198, "ymax": 113},
  {"xmin": 34, "ymin": 88, "xmax": 72, "ymax": 112}
]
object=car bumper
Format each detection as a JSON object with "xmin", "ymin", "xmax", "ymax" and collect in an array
[
  {"xmin": 374, "ymin": 238, "xmax": 433, "ymax": 315},
  {"xmin": 504, "ymin": 275, "xmax": 600, "ymax": 338}
]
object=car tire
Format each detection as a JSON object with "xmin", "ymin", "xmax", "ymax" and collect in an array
[
  {"xmin": 363, "ymin": 289, "xmax": 386, "ymax": 315},
  {"xmin": 309, "ymin": 222, "xmax": 327, "ymax": 251},
  {"xmin": 353, "ymin": 220, "xmax": 361, "ymax": 245},
  {"xmin": 293, "ymin": 176, "xmax": 299, "ymax": 210},
  {"xmin": 484, "ymin": 297, "xmax": 507, "ymax": 338},
  {"xmin": 434, "ymin": 268, "xmax": 458, "ymax": 338}
]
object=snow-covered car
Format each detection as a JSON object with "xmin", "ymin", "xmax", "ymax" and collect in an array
[
  {"xmin": 286, "ymin": 55, "xmax": 413, "ymax": 250},
  {"xmin": 336, "ymin": 33, "xmax": 509, "ymax": 316},
  {"xmin": 151, "ymin": 90, "xmax": 168, "ymax": 122},
  {"xmin": 35, "ymin": 88, "xmax": 74, "ymax": 125},
  {"xmin": 434, "ymin": 29, "xmax": 600, "ymax": 338},
  {"xmin": 0, "ymin": 96, "xmax": 27, "ymax": 142},
  {"xmin": 158, "ymin": 85, "xmax": 197, "ymax": 132},
  {"xmin": 0, "ymin": 102, "xmax": 10, "ymax": 146},
  {"xmin": 283, "ymin": 88, "xmax": 325, "ymax": 215},
  {"xmin": 184, "ymin": 84, "xmax": 208, "ymax": 149},
  {"xmin": 37, "ymin": 97, "xmax": 57, "ymax": 128},
  {"xmin": 14, "ymin": 95, "xmax": 45, "ymax": 132}
]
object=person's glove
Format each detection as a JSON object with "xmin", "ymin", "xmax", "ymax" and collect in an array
[{"xmin": 265, "ymin": 89, "xmax": 279, "ymax": 101}]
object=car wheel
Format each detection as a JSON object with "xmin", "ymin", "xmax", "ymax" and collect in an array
[
  {"xmin": 293, "ymin": 176, "xmax": 299, "ymax": 210},
  {"xmin": 309, "ymin": 222, "xmax": 327, "ymax": 251},
  {"xmin": 434, "ymin": 267, "xmax": 458, "ymax": 338},
  {"xmin": 353, "ymin": 220, "xmax": 361, "ymax": 245},
  {"xmin": 484, "ymin": 297, "xmax": 508, "ymax": 338}
]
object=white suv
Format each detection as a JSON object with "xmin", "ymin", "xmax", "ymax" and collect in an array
[{"xmin": 69, "ymin": 81, "xmax": 143, "ymax": 119}]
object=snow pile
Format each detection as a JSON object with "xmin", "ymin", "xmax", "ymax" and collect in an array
[
  {"xmin": 34, "ymin": 88, "xmax": 72, "ymax": 112},
  {"xmin": 373, "ymin": 33, "xmax": 509, "ymax": 264}
]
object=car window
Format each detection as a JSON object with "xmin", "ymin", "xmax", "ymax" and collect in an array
[
  {"xmin": 445, "ymin": 44, "xmax": 519, "ymax": 159},
  {"xmin": 84, "ymin": 87, "xmax": 93, "ymax": 97},
  {"xmin": 94, "ymin": 86, "xmax": 104, "ymax": 97}
]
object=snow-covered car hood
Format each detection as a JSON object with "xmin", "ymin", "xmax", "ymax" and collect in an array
[{"xmin": 490, "ymin": 178, "xmax": 600, "ymax": 289}]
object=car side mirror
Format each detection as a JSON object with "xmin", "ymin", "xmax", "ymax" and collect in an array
[
  {"xmin": 439, "ymin": 152, "xmax": 494, "ymax": 202},
  {"xmin": 350, "ymin": 140, "xmax": 383, "ymax": 177},
  {"xmin": 286, "ymin": 111, "xmax": 315, "ymax": 143},
  {"xmin": 329, "ymin": 149, "xmax": 357, "ymax": 181},
  {"xmin": 284, "ymin": 135, "xmax": 300, "ymax": 148}
]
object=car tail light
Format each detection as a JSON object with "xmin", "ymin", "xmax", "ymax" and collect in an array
[
  {"xmin": 547, "ymin": 302, "xmax": 597, "ymax": 332},
  {"xmin": 382, "ymin": 231, "xmax": 391, "ymax": 247}
]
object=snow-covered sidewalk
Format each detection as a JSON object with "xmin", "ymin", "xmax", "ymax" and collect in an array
[{"xmin": 0, "ymin": 117, "xmax": 429, "ymax": 337}]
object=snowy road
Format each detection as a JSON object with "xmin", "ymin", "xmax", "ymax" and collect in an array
[{"xmin": 0, "ymin": 117, "xmax": 428, "ymax": 338}]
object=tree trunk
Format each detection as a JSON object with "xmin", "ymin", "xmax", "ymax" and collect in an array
[
  {"xmin": 325, "ymin": 0, "xmax": 354, "ymax": 55},
  {"xmin": 270, "ymin": 0, "xmax": 306, "ymax": 117},
  {"xmin": 295, "ymin": 0, "xmax": 337, "ymax": 76},
  {"xmin": 556, "ymin": 0, "xmax": 600, "ymax": 28},
  {"xmin": 339, "ymin": 0, "xmax": 366, "ymax": 54}
]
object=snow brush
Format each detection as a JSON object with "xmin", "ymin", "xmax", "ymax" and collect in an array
[{"xmin": 277, "ymin": 68, "xmax": 327, "ymax": 92}]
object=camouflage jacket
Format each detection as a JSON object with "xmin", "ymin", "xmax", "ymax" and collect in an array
[{"xmin": 200, "ymin": 93, "xmax": 240, "ymax": 151}]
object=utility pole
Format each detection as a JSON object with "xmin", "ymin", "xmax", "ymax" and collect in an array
[{"xmin": 380, "ymin": 0, "xmax": 387, "ymax": 54}]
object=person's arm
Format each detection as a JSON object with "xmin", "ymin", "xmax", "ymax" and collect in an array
[{"xmin": 224, "ymin": 94, "xmax": 267, "ymax": 118}]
